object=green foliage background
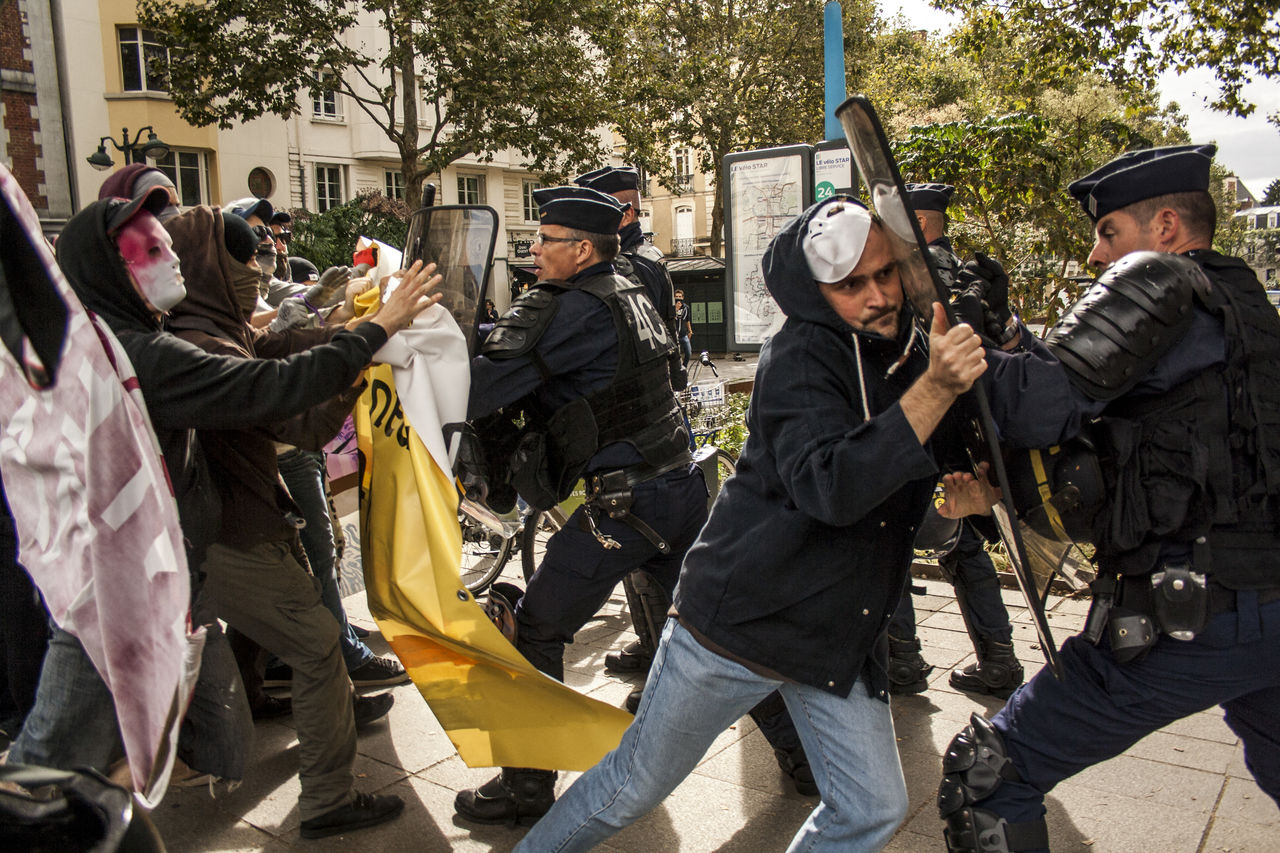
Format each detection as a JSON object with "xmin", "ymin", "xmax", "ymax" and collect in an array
[{"xmin": 289, "ymin": 192, "xmax": 410, "ymax": 271}]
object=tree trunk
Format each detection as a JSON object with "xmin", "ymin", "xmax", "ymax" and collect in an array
[
  {"xmin": 396, "ymin": 32, "xmax": 424, "ymax": 211},
  {"xmin": 710, "ymin": 168, "xmax": 724, "ymax": 257}
]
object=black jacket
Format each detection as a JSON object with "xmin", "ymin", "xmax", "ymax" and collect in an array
[
  {"xmin": 56, "ymin": 201, "xmax": 386, "ymax": 559},
  {"xmin": 673, "ymin": 204, "xmax": 1075, "ymax": 699}
]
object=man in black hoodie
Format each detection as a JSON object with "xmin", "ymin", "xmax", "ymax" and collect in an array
[
  {"xmin": 511, "ymin": 196, "xmax": 1075, "ymax": 852},
  {"xmin": 22, "ymin": 188, "xmax": 439, "ymax": 837}
]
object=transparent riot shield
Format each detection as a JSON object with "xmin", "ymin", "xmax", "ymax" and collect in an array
[
  {"xmin": 402, "ymin": 205, "xmax": 499, "ymax": 355},
  {"xmin": 836, "ymin": 95, "xmax": 1063, "ymax": 676}
]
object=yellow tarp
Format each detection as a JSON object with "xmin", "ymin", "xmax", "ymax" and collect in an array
[{"xmin": 355, "ymin": 361, "xmax": 632, "ymax": 770}]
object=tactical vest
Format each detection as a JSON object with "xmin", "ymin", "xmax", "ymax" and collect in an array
[
  {"xmin": 1093, "ymin": 252, "xmax": 1280, "ymax": 587},
  {"xmin": 615, "ymin": 250, "xmax": 687, "ymax": 391}
]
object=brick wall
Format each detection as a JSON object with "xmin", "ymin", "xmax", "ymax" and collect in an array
[{"xmin": 0, "ymin": 0, "xmax": 48, "ymax": 209}]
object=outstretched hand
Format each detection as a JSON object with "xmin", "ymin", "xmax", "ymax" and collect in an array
[
  {"xmin": 938, "ymin": 463, "xmax": 1001, "ymax": 518},
  {"xmin": 368, "ymin": 261, "xmax": 444, "ymax": 336},
  {"xmin": 925, "ymin": 302, "xmax": 986, "ymax": 396}
]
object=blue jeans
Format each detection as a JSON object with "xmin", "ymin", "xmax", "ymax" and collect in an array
[
  {"xmin": 9, "ymin": 625, "xmax": 121, "ymax": 772},
  {"xmin": 277, "ymin": 448, "xmax": 372, "ymax": 672},
  {"xmin": 514, "ymin": 621, "xmax": 908, "ymax": 853},
  {"xmin": 678, "ymin": 335, "xmax": 692, "ymax": 367}
]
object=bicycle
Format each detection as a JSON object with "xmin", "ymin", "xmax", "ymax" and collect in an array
[{"xmin": 681, "ymin": 352, "xmax": 738, "ymax": 498}]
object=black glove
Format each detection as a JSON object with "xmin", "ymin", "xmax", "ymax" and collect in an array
[{"xmin": 955, "ymin": 252, "xmax": 1012, "ymax": 341}]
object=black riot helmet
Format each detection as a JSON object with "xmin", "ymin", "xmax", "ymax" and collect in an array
[{"xmin": 1003, "ymin": 434, "xmax": 1107, "ymax": 543}]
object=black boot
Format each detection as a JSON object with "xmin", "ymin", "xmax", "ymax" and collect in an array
[
  {"xmin": 454, "ymin": 767, "xmax": 557, "ymax": 826},
  {"xmin": 605, "ymin": 639, "xmax": 653, "ymax": 674},
  {"xmin": 888, "ymin": 634, "xmax": 933, "ymax": 695},
  {"xmin": 949, "ymin": 640, "xmax": 1024, "ymax": 700}
]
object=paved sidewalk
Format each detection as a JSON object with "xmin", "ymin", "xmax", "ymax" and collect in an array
[{"xmin": 149, "ymin": 570, "xmax": 1277, "ymax": 852}]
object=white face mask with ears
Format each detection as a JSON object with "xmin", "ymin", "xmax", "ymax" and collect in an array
[{"xmin": 116, "ymin": 214, "xmax": 186, "ymax": 312}]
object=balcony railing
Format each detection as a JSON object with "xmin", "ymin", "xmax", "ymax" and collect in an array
[{"xmin": 671, "ymin": 237, "xmax": 695, "ymax": 257}]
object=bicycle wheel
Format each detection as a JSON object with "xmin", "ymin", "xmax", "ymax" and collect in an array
[
  {"xmin": 716, "ymin": 448, "xmax": 737, "ymax": 483},
  {"xmin": 459, "ymin": 510, "xmax": 515, "ymax": 593},
  {"xmin": 520, "ymin": 505, "xmax": 569, "ymax": 582}
]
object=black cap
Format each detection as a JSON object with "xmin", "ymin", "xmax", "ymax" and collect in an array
[
  {"xmin": 534, "ymin": 186, "xmax": 624, "ymax": 234},
  {"xmin": 227, "ymin": 196, "xmax": 274, "ymax": 223},
  {"xmin": 574, "ymin": 166, "xmax": 641, "ymax": 194},
  {"xmin": 269, "ymin": 210, "xmax": 292, "ymax": 226},
  {"xmin": 105, "ymin": 185, "xmax": 171, "ymax": 236},
  {"xmin": 905, "ymin": 182, "xmax": 954, "ymax": 214},
  {"xmin": 1068, "ymin": 144, "xmax": 1217, "ymax": 222},
  {"xmin": 222, "ymin": 213, "xmax": 259, "ymax": 264},
  {"xmin": 288, "ymin": 256, "xmax": 319, "ymax": 283}
]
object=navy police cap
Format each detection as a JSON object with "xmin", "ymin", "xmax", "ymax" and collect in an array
[
  {"xmin": 534, "ymin": 185, "xmax": 624, "ymax": 234},
  {"xmin": 1068, "ymin": 144, "xmax": 1217, "ymax": 222},
  {"xmin": 905, "ymin": 182, "xmax": 954, "ymax": 213},
  {"xmin": 574, "ymin": 165, "xmax": 641, "ymax": 194}
]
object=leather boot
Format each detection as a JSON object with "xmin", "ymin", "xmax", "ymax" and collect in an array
[
  {"xmin": 949, "ymin": 640, "xmax": 1024, "ymax": 700},
  {"xmin": 454, "ymin": 767, "xmax": 557, "ymax": 825},
  {"xmin": 887, "ymin": 634, "xmax": 933, "ymax": 695},
  {"xmin": 605, "ymin": 639, "xmax": 653, "ymax": 674}
]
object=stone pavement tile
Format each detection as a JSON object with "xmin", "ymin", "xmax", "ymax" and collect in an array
[
  {"xmin": 354, "ymin": 683, "xmax": 460, "ymax": 775},
  {"xmin": 1215, "ymin": 775, "xmax": 1280, "ymax": 827},
  {"xmin": 1049, "ymin": 594, "xmax": 1093, "ymax": 616},
  {"xmin": 1226, "ymin": 742, "xmax": 1253, "ymax": 779},
  {"xmin": 1070, "ymin": 753, "xmax": 1224, "ymax": 812},
  {"xmin": 884, "ymin": 826, "xmax": 940, "ymax": 852},
  {"xmin": 583, "ymin": 673, "xmax": 644, "ymax": 711},
  {"xmin": 1200, "ymin": 816, "xmax": 1280, "ymax": 853},
  {"xmin": 563, "ymin": 636, "xmax": 616, "ymax": 672},
  {"xmin": 896, "ymin": 745, "xmax": 944, "ymax": 814},
  {"xmin": 605, "ymin": 769, "xmax": 816, "ymax": 851},
  {"xmin": 1123, "ymin": 729, "xmax": 1238, "ymax": 774},
  {"xmin": 916, "ymin": 623, "xmax": 979, "ymax": 653},
  {"xmin": 692, "ymin": 726, "xmax": 823, "ymax": 802},
  {"xmin": 147, "ymin": 801, "xmax": 289, "ymax": 853},
  {"xmin": 1159, "ymin": 708, "xmax": 1239, "ymax": 744}
]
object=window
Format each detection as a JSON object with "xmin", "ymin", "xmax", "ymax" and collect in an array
[
  {"xmin": 1270, "ymin": 213, "xmax": 1278, "ymax": 229},
  {"xmin": 315, "ymin": 165, "xmax": 344, "ymax": 212},
  {"xmin": 522, "ymin": 180, "xmax": 541, "ymax": 222},
  {"xmin": 457, "ymin": 173, "xmax": 485, "ymax": 205},
  {"xmin": 118, "ymin": 27, "xmax": 169, "ymax": 92},
  {"xmin": 312, "ymin": 71, "xmax": 342, "ymax": 120},
  {"xmin": 152, "ymin": 150, "xmax": 208, "ymax": 207},
  {"xmin": 673, "ymin": 147, "xmax": 693, "ymax": 191},
  {"xmin": 384, "ymin": 170, "xmax": 405, "ymax": 201}
]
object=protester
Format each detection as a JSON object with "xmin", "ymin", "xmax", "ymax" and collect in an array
[
  {"xmin": 938, "ymin": 144, "xmax": 1280, "ymax": 853},
  {"xmin": 453, "ymin": 186, "xmax": 707, "ymax": 825},
  {"xmin": 28, "ymin": 191, "xmax": 440, "ymax": 838},
  {"xmin": 511, "ymin": 196, "xmax": 1075, "ymax": 852}
]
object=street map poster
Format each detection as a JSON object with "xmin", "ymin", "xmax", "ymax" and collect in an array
[{"xmin": 723, "ymin": 144, "xmax": 813, "ymax": 348}]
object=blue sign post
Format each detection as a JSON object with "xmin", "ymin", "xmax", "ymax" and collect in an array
[{"xmin": 823, "ymin": 1, "xmax": 847, "ymax": 142}]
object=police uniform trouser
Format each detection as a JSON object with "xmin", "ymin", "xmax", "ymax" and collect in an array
[
  {"xmin": 975, "ymin": 590, "xmax": 1280, "ymax": 838},
  {"xmin": 515, "ymin": 468, "xmax": 707, "ymax": 682},
  {"xmin": 202, "ymin": 540, "xmax": 357, "ymax": 821}
]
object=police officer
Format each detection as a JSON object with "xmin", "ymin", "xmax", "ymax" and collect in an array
[
  {"xmin": 938, "ymin": 144, "xmax": 1280, "ymax": 852},
  {"xmin": 454, "ymin": 186, "xmax": 708, "ymax": 825},
  {"xmin": 886, "ymin": 183, "xmax": 1023, "ymax": 699},
  {"xmin": 575, "ymin": 165, "xmax": 687, "ymax": 683}
]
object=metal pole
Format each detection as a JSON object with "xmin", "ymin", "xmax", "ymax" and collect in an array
[{"xmin": 823, "ymin": 1, "xmax": 847, "ymax": 142}]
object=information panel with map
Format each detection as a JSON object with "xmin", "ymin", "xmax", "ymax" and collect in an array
[{"xmin": 722, "ymin": 144, "xmax": 814, "ymax": 349}]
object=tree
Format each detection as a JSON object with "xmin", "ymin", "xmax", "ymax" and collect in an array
[
  {"xmin": 1263, "ymin": 179, "xmax": 1280, "ymax": 207},
  {"xmin": 290, "ymin": 191, "xmax": 411, "ymax": 270},
  {"xmin": 937, "ymin": 0, "xmax": 1280, "ymax": 117},
  {"xmin": 139, "ymin": 0, "xmax": 622, "ymax": 210},
  {"xmin": 610, "ymin": 0, "xmax": 877, "ymax": 257}
]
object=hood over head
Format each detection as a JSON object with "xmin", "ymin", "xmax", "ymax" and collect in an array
[
  {"xmin": 56, "ymin": 198, "xmax": 159, "ymax": 334},
  {"xmin": 763, "ymin": 195, "xmax": 914, "ymax": 338},
  {"xmin": 165, "ymin": 206, "xmax": 252, "ymax": 352}
]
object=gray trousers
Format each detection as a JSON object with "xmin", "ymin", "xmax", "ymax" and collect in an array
[{"xmin": 201, "ymin": 540, "xmax": 356, "ymax": 820}]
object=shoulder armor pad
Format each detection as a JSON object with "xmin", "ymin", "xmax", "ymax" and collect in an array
[
  {"xmin": 480, "ymin": 284, "xmax": 562, "ymax": 360},
  {"xmin": 637, "ymin": 244, "xmax": 665, "ymax": 263},
  {"xmin": 613, "ymin": 253, "xmax": 642, "ymax": 289},
  {"xmin": 1046, "ymin": 252, "xmax": 1205, "ymax": 401}
]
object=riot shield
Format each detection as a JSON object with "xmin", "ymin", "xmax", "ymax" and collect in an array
[
  {"xmin": 836, "ymin": 95, "xmax": 1062, "ymax": 677},
  {"xmin": 402, "ymin": 205, "xmax": 499, "ymax": 355}
]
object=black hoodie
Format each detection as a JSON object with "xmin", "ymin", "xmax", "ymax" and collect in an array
[{"xmin": 57, "ymin": 201, "xmax": 387, "ymax": 558}]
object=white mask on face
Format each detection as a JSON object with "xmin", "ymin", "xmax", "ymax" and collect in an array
[{"xmin": 116, "ymin": 214, "xmax": 186, "ymax": 312}]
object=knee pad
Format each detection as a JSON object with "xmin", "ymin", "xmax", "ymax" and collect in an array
[
  {"xmin": 938, "ymin": 714, "xmax": 1019, "ymax": 817},
  {"xmin": 943, "ymin": 806, "xmax": 1049, "ymax": 853}
]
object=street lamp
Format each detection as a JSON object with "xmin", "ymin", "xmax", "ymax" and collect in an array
[{"xmin": 86, "ymin": 126, "xmax": 172, "ymax": 171}]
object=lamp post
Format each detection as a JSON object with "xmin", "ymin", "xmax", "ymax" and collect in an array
[{"xmin": 85, "ymin": 126, "xmax": 172, "ymax": 171}]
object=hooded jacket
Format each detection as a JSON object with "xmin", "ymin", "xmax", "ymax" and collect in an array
[
  {"xmin": 57, "ymin": 201, "xmax": 387, "ymax": 558},
  {"xmin": 164, "ymin": 206, "xmax": 375, "ymax": 550}
]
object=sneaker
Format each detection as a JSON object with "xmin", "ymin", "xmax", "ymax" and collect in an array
[
  {"xmin": 353, "ymin": 692, "xmax": 394, "ymax": 729},
  {"xmin": 348, "ymin": 656, "xmax": 410, "ymax": 687},
  {"xmin": 262, "ymin": 663, "xmax": 292, "ymax": 689},
  {"xmin": 351, "ymin": 623, "xmax": 372, "ymax": 639},
  {"xmin": 299, "ymin": 790, "xmax": 404, "ymax": 839}
]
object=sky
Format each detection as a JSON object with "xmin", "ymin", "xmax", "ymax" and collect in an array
[{"xmin": 884, "ymin": 0, "xmax": 1278, "ymax": 199}]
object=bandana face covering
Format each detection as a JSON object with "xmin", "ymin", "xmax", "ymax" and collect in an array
[
  {"xmin": 115, "ymin": 215, "xmax": 186, "ymax": 312},
  {"xmin": 230, "ymin": 261, "xmax": 262, "ymax": 318}
]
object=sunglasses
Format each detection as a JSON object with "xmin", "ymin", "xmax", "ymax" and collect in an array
[{"xmin": 274, "ymin": 228, "xmax": 292, "ymax": 245}]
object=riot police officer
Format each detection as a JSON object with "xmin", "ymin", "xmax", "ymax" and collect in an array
[
  {"xmin": 938, "ymin": 144, "xmax": 1280, "ymax": 852},
  {"xmin": 574, "ymin": 165, "xmax": 687, "ymax": 684},
  {"xmin": 454, "ymin": 186, "xmax": 708, "ymax": 825},
  {"xmin": 887, "ymin": 182, "xmax": 1023, "ymax": 699}
]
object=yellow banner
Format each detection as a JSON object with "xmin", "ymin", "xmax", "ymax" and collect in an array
[{"xmin": 355, "ymin": 363, "xmax": 632, "ymax": 770}]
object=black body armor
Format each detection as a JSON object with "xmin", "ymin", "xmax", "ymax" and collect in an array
[{"xmin": 1053, "ymin": 251, "xmax": 1280, "ymax": 586}]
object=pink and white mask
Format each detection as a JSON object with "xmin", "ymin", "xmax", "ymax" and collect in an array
[{"xmin": 115, "ymin": 214, "xmax": 186, "ymax": 313}]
